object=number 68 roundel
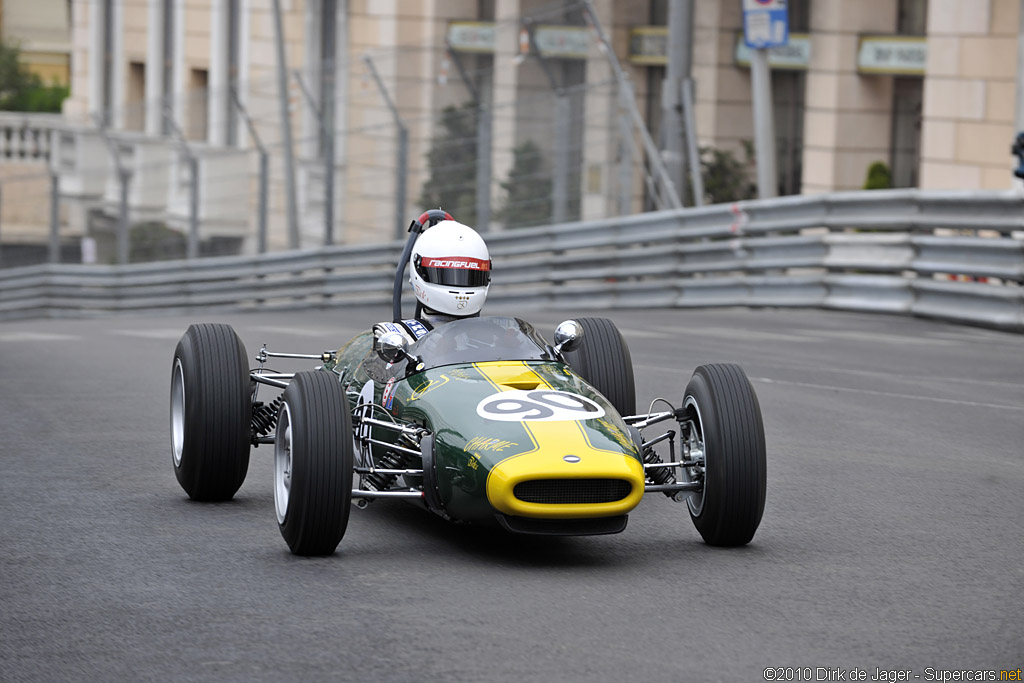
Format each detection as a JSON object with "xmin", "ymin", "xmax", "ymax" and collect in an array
[{"xmin": 476, "ymin": 389, "xmax": 605, "ymax": 422}]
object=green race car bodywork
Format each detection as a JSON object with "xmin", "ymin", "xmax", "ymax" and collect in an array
[{"xmin": 324, "ymin": 317, "xmax": 646, "ymax": 532}]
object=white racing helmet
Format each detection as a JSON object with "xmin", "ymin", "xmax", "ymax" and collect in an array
[{"xmin": 409, "ymin": 220, "xmax": 491, "ymax": 317}]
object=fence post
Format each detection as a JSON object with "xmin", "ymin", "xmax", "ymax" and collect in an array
[
  {"xmin": 618, "ymin": 108, "xmax": 633, "ymax": 215},
  {"xmin": 362, "ymin": 55, "xmax": 408, "ymax": 240},
  {"xmin": 397, "ymin": 124, "xmax": 408, "ymax": 240},
  {"xmin": 682, "ymin": 78, "xmax": 704, "ymax": 206},
  {"xmin": 552, "ymin": 95, "xmax": 570, "ymax": 224},
  {"xmin": 258, "ymin": 150, "xmax": 269, "ymax": 253},
  {"xmin": 188, "ymin": 156, "xmax": 200, "ymax": 259},
  {"xmin": 231, "ymin": 87, "xmax": 269, "ymax": 254},
  {"xmin": 476, "ymin": 104, "xmax": 492, "ymax": 232}
]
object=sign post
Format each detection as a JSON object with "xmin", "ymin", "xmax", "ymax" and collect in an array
[{"xmin": 743, "ymin": 0, "xmax": 788, "ymax": 199}]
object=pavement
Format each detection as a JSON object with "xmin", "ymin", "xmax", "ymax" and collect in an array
[{"xmin": 0, "ymin": 305, "xmax": 1021, "ymax": 682}]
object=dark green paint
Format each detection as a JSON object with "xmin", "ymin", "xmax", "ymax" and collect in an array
[{"xmin": 323, "ymin": 326, "xmax": 641, "ymax": 523}]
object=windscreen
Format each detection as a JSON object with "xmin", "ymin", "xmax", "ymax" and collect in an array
[{"xmin": 410, "ymin": 317, "xmax": 554, "ymax": 370}]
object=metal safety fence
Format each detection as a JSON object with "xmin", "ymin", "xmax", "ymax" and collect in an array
[{"xmin": 0, "ymin": 188, "xmax": 1021, "ymax": 331}]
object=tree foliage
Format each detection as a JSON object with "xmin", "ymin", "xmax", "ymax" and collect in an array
[
  {"xmin": 418, "ymin": 104, "xmax": 479, "ymax": 225},
  {"xmin": 0, "ymin": 40, "xmax": 68, "ymax": 112},
  {"xmin": 496, "ymin": 140, "xmax": 552, "ymax": 228}
]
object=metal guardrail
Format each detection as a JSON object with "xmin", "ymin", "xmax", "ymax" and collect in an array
[{"xmin": 1, "ymin": 189, "xmax": 1022, "ymax": 331}]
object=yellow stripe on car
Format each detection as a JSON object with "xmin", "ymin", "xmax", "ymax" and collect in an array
[{"xmin": 473, "ymin": 362, "xmax": 645, "ymax": 519}]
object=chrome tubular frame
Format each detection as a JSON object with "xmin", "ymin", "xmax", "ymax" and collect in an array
[
  {"xmin": 628, "ymin": 403, "xmax": 706, "ymax": 504},
  {"xmin": 351, "ymin": 489, "xmax": 424, "ymax": 500}
]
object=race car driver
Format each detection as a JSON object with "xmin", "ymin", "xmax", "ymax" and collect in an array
[{"xmin": 373, "ymin": 218, "xmax": 491, "ymax": 344}]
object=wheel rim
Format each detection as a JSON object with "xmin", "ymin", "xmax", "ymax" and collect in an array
[
  {"xmin": 681, "ymin": 396, "xmax": 707, "ymax": 517},
  {"xmin": 170, "ymin": 358, "xmax": 186, "ymax": 467},
  {"xmin": 274, "ymin": 403, "xmax": 293, "ymax": 524}
]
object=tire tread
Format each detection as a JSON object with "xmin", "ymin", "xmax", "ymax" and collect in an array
[
  {"xmin": 686, "ymin": 363, "xmax": 766, "ymax": 546},
  {"xmin": 173, "ymin": 323, "xmax": 251, "ymax": 501},
  {"xmin": 562, "ymin": 317, "xmax": 636, "ymax": 416},
  {"xmin": 278, "ymin": 371, "xmax": 353, "ymax": 556}
]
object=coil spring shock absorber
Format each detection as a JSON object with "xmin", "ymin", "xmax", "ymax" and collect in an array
[
  {"xmin": 251, "ymin": 396, "xmax": 283, "ymax": 444},
  {"xmin": 363, "ymin": 431, "xmax": 420, "ymax": 491},
  {"xmin": 642, "ymin": 431, "xmax": 678, "ymax": 496}
]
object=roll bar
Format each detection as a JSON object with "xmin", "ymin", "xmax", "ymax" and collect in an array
[{"xmin": 392, "ymin": 209, "xmax": 452, "ymax": 323}]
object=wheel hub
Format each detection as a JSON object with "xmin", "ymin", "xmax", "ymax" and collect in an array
[
  {"xmin": 274, "ymin": 403, "xmax": 293, "ymax": 524},
  {"xmin": 170, "ymin": 359, "xmax": 185, "ymax": 467}
]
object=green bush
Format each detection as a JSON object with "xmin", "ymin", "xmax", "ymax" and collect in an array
[
  {"xmin": 863, "ymin": 161, "xmax": 892, "ymax": 190},
  {"xmin": 698, "ymin": 142, "xmax": 756, "ymax": 204}
]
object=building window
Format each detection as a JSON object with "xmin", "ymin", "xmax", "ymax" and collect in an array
[
  {"xmin": 890, "ymin": 0, "xmax": 926, "ymax": 187},
  {"xmin": 126, "ymin": 61, "xmax": 146, "ymax": 131},
  {"xmin": 774, "ymin": 72, "xmax": 805, "ymax": 196},
  {"xmin": 788, "ymin": 0, "xmax": 811, "ymax": 33},
  {"xmin": 898, "ymin": 0, "xmax": 928, "ymax": 35},
  {"xmin": 890, "ymin": 77, "xmax": 922, "ymax": 187},
  {"xmin": 189, "ymin": 68, "xmax": 209, "ymax": 141}
]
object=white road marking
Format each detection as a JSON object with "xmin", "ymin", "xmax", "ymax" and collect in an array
[
  {"xmin": 0, "ymin": 331, "xmax": 79, "ymax": 342},
  {"xmin": 657, "ymin": 325, "xmax": 821, "ymax": 343},
  {"xmin": 249, "ymin": 325, "xmax": 343, "ymax": 337},
  {"xmin": 751, "ymin": 376, "xmax": 1024, "ymax": 411},
  {"xmin": 620, "ymin": 329, "xmax": 673, "ymax": 340},
  {"xmin": 634, "ymin": 361, "xmax": 1023, "ymax": 392},
  {"xmin": 805, "ymin": 329, "xmax": 963, "ymax": 346}
]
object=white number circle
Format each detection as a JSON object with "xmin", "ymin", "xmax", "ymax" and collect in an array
[{"xmin": 476, "ymin": 389, "xmax": 605, "ymax": 422}]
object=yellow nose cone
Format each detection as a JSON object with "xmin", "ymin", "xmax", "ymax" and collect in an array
[{"xmin": 486, "ymin": 450, "xmax": 645, "ymax": 519}]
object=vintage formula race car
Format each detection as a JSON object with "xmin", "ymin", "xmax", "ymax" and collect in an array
[{"xmin": 169, "ymin": 215, "xmax": 767, "ymax": 556}]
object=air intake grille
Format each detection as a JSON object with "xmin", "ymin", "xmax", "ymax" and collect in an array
[{"xmin": 513, "ymin": 479, "xmax": 632, "ymax": 505}]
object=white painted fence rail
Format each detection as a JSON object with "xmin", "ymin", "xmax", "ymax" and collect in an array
[{"xmin": 0, "ymin": 189, "xmax": 1021, "ymax": 331}]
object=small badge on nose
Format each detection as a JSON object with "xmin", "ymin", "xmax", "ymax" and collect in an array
[{"xmin": 563, "ymin": 455, "xmax": 581, "ymax": 463}]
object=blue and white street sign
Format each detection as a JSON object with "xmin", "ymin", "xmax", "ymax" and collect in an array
[{"xmin": 742, "ymin": 0, "xmax": 789, "ymax": 49}]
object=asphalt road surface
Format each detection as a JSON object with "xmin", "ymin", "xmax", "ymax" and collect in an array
[{"xmin": 1, "ymin": 306, "xmax": 1021, "ymax": 682}]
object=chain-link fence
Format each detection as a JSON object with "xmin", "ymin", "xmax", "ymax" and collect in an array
[{"xmin": 0, "ymin": 3, "xmax": 685, "ymax": 267}]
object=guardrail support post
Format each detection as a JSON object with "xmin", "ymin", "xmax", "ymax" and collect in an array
[
  {"xmin": 118, "ymin": 169, "xmax": 131, "ymax": 265},
  {"xmin": 49, "ymin": 171, "xmax": 60, "ymax": 263}
]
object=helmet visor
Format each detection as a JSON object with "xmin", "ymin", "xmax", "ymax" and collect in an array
[{"xmin": 416, "ymin": 256, "xmax": 491, "ymax": 287}]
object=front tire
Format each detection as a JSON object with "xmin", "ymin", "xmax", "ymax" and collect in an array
[
  {"xmin": 682, "ymin": 363, "xmax": 766, "ymax": 546},
  {"xmin": 275, "ymin": 370, "xmax": 353, "ymax": 556},
  {"xmin": 561, "ymin": 317, "xmax": 636, "ymax": 416},
  {"xmin": 171, "ymin": 323, "xmax": 251, "ymax": 501}
]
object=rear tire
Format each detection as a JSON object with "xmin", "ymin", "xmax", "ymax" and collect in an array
[
  {"xmin": 170, "ymin": 323, "xmax": 251, "ymax": 501},
  {"xmin": 275, "ymin": 370, "xmax": 353, "ymax": 556},
  {"xmin": 561, "ymin": 317, "xmax": 636, "ymax": 416},
  {"xmin": 682, "ymin": 363, "xmax": 766, "ymax": 546}
]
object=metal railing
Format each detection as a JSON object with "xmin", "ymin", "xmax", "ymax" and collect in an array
[{"xmin": 0, "ymin": 188, "xmax": 1021, "ymax": 331}]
